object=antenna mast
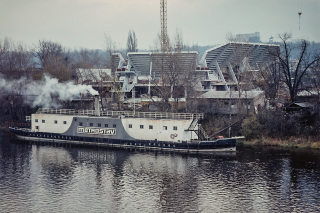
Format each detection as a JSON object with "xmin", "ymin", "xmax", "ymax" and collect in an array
[
  {"xmin": 298, "ymin": 0, "xmax": 302, "ymax": 30},
  {"xmin": 298, "ymin": 12, "xmax": 302, "ymax": 30},
  {"xmin": 160, "ymin": 0, "xmax": 168, "ymax": 52}
]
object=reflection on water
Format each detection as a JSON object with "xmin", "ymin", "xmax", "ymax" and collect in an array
[{"xmin": 0, "ymin": 131, "xmax": 320, "ymax": 212}]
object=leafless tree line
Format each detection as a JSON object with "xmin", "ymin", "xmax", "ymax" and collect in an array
[{"xmin": 1, "ymin": 31, "xmax": 319, "ymax": 121}]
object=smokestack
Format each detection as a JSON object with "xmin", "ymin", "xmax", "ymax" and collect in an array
[{"xmin": 94, "ymin": 95, "xmax": 100, "ymax": 116}]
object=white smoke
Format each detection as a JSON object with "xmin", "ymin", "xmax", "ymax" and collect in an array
[
  {"xmin": 0, "ymin": 74, "xmax": 98, "ymax": 108},
  {"xmin": 0, "ymin": 78, "xmax": 6, "ymax": 88}
]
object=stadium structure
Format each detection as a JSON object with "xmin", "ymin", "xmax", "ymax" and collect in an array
[{"xmin": 78, "ymin": 42, "xmax": 279, "ymax": 113}]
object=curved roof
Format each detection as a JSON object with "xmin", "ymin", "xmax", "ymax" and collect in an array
[
  {"xmin": 201, "ymin": 42, "xmax": 279, "ymax": 72},
  {"xmin": 128, "ymin": 51, "xmax": 198, "ymax": 77}
]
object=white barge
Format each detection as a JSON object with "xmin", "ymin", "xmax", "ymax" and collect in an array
[{"xmin": 9, "ymin": 102, "xmax": 237, "ymax": 153}]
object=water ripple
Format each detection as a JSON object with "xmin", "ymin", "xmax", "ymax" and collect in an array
[{"xmin": 1, "ymin": 133, "xmax": 320, "ymax": 212}]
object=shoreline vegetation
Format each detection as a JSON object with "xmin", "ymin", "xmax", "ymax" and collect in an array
[
  {"xmin": 239, "ymin": 137, "xmax": 320, "ymax": 150},
  {"xmin": 2, "ymin": 126, "xmax": 320, "ymax": 150}
]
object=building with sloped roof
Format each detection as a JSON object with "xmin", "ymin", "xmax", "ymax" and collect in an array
[
  {"xmin": 236, "ymin": 32, "xmax": 261, "ymax": 43},
  {"xmin": 196, "ymin": 90, "xmax": 265, "ymax": 114}
]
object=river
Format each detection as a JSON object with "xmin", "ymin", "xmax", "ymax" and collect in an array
[{"xmin": 0, "ymin": 131, "xmax": 319, "ymax": 212}]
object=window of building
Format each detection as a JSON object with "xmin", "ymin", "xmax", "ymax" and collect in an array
[
  {"xmin": 105, "ymin": 124, "xmax": 108, "ymax": 128},
  {"xmin": 63, "ymin": 121, "xmax": 67, "ymax": 124},
  {"xmin": 54, "ymin": 120, "xmax": 58, "ymax": 124},
  {"xmin": 149, "ymin": 125, "xmax": 153, "ymax": 129},
  {"xmin": 90, "ymin": 123, "xmax": 93, "ymax": 127},
  {"xmin": 79, "ymin": 122, "xmax": 83, "ymax": 126},
  {"xmin": 173, "ymin": 126, "xmax": 178, "ymax": 131},
  {"xmin": 129, "ymin": 124, "xmax": 132, "ymax": 128},
  {"xmin": 113, "ymin": 124, "xmax": 116, "ymax": 128},
  {"xmin": 42, "ymin": 120, "xmax": 45, "ymax": 123},
  {"xmin": 98, "ymin": 123, "xmax": 101, "ymax": 127},
  {"xmin": 35, "ymin": 119, "xmax": 38, "ymax": 123},
  {"xmin": 163, "ymin": 126, "xmax": 167, "ymax": 130},
  {"xmin": 140, "ymin": 125, "xmax": 144, "ymax": 129}
]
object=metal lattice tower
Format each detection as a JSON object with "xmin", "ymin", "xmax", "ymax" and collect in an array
[{"xmin": 160, "ymin": 0, "xmax": 168, "ymax": 52}]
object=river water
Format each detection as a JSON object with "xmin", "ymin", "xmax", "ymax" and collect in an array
[{"xmin": 0, "ymin": 131, "xmax": 319, "ymax": 213}]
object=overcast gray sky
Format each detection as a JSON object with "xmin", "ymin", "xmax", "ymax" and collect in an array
[{"xmin": 1, "ymin": 0, "xmax": 319, "ymax": 50}]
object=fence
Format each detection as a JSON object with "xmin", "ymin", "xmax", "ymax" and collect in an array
[{"xmin": 36, "ymin": 108, "xmax": 204, "ymax": 120}]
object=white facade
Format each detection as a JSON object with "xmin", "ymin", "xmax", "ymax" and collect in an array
[
  {"xmin": 121, "ymin": 117, "xmax": 199, "ymax": 142},
  {"xmin": 32, "ymin": 114, "xmax": 74, "ymax": 133}
]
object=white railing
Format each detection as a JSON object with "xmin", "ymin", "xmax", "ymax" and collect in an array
[
  {"xmin": 38, "ymin": 108, "xmax": 76, "ymax": 115},
  {"xmin": 101, "ymin": 111, "xmax": 203, "ymax": 119},
  {"xmin": 37, "ymin": 108, "xmax": 95, "ymax": 116},
  {"xmin": 36, "ymin": 108, "xmax": 204, "ymax": 120}
]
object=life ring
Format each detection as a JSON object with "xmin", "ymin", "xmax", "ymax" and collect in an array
[{"xmin": 170, "ymin": 134, "xmax": 175, "ymax": 139}]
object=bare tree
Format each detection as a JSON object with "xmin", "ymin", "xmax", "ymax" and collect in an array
[
  {"xmin": 225, "ymin": 32, "xmax": 238, "ymax": 43},
  {"xmin": 104, "ymin": 33, "xmax": 123, "ymax": 110},
  {"xmin": 151, "ymin": 30, "xmax": 197, "ymax": 113},
  {"xmin": 256, "ymin": 55, "xmax": 282, "ymax": 102},
  {"xmin": 34, "ymin": 40, "xmax": 72, "ymax": 82},
  {"xmin": 126, "ymin": 30, "xmax": 138, "ymax": 53},
  {"xmin": 0, "ymin": 38, "xmax": 20, "ymax": 77},
  {"xmin": 104, "ymin": 33, "xmax": 116, "ymax": 68},
  {"xmin": 271, "ymin": 33, "xmax": 320, "ymax": 102},
  {"xmin": 73, "ymin": 48, "xmax": 105, "ymax": 69},
  {"xmin": 0, "ymin": 38, "xmax": 36, "ymax": 123},
  {"xmin": 0, "ymin": 37, "xmax": 36, "ymax": 80},
  {"xmin": 0, "ymin": 38, "xmax": 15, "ymax": 77}
]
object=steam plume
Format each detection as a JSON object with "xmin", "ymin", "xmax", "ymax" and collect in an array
[{"xmin": 0, "ymin": 74, "xmax": 98, "ymax": 108}]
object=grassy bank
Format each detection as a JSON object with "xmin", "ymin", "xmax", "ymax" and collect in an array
[{"xmin": 239, "ymin": 137, "xmax": 320, "ymax": 150}]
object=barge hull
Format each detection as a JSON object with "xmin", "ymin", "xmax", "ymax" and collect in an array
[{"xmin": 11, "ymin": 128, "xmax": 236, "ymax": 153}]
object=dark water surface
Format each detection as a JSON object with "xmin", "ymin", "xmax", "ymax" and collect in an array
[{"xmin": 1, "ymin": 131, "xmax": 320, "ymax": 213}]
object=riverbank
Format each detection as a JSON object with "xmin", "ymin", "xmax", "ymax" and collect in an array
[
  {"xmin": 2, "ymin": 126, "xmax": 320, "ymax": 150},
  {"xmin": 239, "ymin": 137, "xmax": 320, "ymax": 150}
]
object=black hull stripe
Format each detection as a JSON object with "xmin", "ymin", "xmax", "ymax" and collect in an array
[{"xmin": 10, "ymin": 128, "xmax": 237, "ymax": 152}]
